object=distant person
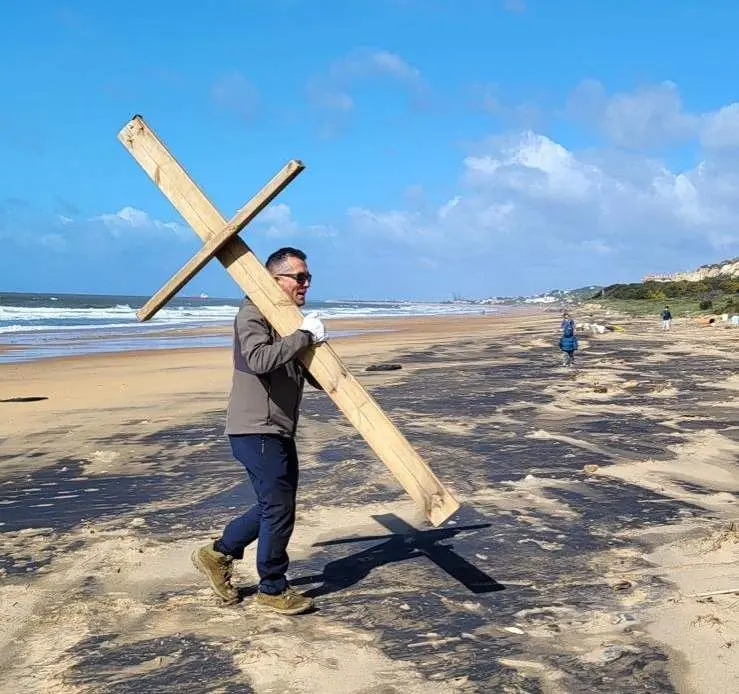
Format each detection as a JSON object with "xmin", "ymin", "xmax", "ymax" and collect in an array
[
  {"xmin": 559, "ymin": 319, "xmax": 579, "ymax": 367},
  {"xmin": 661, "ymin": 305, "xmax": 672, "ymax": 331},
  {"xmin": 561, "ymin": 311, "xmax": 576, "ymax": 335},
  {"xmin": 192, "ymin": 247, "xmax": 326, "ymax": 616}
]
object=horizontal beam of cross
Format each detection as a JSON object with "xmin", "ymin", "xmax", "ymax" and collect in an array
[
  {"xmin": 117, "ymin": 115, "xmax": 460, "ymax": 526},
  {"xmin": 136, "ymin": 160, "xmax": 304, "ymax": 321}
]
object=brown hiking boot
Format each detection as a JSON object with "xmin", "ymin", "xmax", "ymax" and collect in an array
[
  {"xmin": 191, "ymin": 542, "xmax": 239, "ymax": 605},
  {"xmin": 255, "ymin": 587, "xmax": 314, "ymax": 615}
]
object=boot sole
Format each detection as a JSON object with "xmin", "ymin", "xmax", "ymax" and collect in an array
[
  {"xmin": 255, "ymin": 596, "xmax": 315, "ymax": 615},
  {"xmin": 191, "ymin": 549, "xmax": 239, "ymax": 605}
]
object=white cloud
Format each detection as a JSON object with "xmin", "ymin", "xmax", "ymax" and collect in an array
[
  {"xmin": 348, "ymin": 207, "xmax": 423, "ymax": 242},
  {"xmin": 256, "ymin": 203, "xmax": 336, "ymax": 239},
  {"xmin": 341, "ymin": 129, "xmax": 739, "ymax": 287},
  {"xmin": 568, "ymin": 79, "xmax": 698, "ymax": 149},
  {"xmin": 92, "ymin": 206, "xmax": 186, "ymax": 237},
  {"xmin": 306, "ymin": 48, "xmax": 427, "ymax": 132},
  {"xmin": 700, "ymin": 103, "xmax": 739, "ymax": 149},
  {"xmin": 321, "ymin": 48, "xmax": 423, "ymax": 94},
  {"xmin": 568, "ymin": 79, "xmax": 739, "ymax": 155},
  {"xmin": 256, "ymin": 203, "xmax": 298, "ymax": 238},
  {"xmin": 437, "ymin": 195, "xmax": 461, "ymax": 220},
  {"xmin": 364, "ymin": 50, "xmax": 422, "ymax": 83}
]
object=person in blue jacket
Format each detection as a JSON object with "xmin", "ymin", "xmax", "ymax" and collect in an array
[
  {"xmin": 559, "ymin": 319, "xmax": 578, "ymax": 367},
  {"xmin": 561, "ymin": 311, "xmax": 576, "ymax": 334},
  {"xmin": 661, "ymin": 306, "xmax": 672, "ymax": 331}
]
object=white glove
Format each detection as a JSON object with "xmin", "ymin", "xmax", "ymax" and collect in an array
[{"xmin": 300, "ymin": 312, "xmax": 327, "ymax": 343}]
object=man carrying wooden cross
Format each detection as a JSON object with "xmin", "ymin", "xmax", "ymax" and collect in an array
[
  {"xmin": 119, "ymin": 116, "xmax": 459, "ymax": 611},
  {"xmin": 192, "ymin": 246, "xmax": 327, "ymax": 615}
]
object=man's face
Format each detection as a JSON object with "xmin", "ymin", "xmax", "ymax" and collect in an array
[{"xmin": 273, "ymin": 255, "xmax": 311, "ymax": 306}]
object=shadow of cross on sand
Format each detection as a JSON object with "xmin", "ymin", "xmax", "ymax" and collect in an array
[{"xmin": 292, "ymin": 514, "xmax": 505, "ymax": 597}]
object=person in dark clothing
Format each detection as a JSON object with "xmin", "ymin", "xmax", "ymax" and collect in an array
[
  {"xmin": 191, "ymin": 247, "xmax": 326, "ymax": 615},
  {"xmin": 561, "ymin": 311, "xmax": 576, "ymax": 335},
  {"xmin": 559, "ymin": 320, "xmax": 578, "ymax": 366},
  {"xmin": 661, "ymin": 306, "xmax": 672, "ymax": 331}
]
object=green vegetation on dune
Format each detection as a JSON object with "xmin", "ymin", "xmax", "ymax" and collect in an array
[
  {"xmin": 586, "ymin": 297, "xmax": 708, "ymax": 317},
  {"xmin": 699, "ymin": 256, "xmax": 738, "ymax": 271},
  {"xmin": 589, "ymin": 276, "xmax": 739, "ymax": 316}
]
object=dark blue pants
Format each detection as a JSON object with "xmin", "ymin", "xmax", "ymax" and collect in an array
[{"xmin": 216, "ymin": 434, "xmax": 299, "ymax": 595}]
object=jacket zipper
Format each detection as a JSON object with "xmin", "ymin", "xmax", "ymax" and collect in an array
[{"xmin": 292, "ymin": 364, "xmax": 303, "ymax": 437}]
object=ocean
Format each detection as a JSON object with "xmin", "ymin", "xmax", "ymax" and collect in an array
[{"xmin": 0, "ymin": 292, "xmax": 500, "ymax": 363}]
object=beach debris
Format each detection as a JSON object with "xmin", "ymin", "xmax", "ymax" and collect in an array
[
  {"xmin": 518, "ymin": 538, "xmax": 563, "ymax": 551},
  {"xmin": 592, "ymin": 385, "xmax": 608, "ymax": 393},
  {"xmin": 686, "ymin": 588, "xmax": 739, "ymax": 599},
  {"xmin": 407, "ymin": 634, "xmax": 463, "ymax": 648},
  {"xmin": 579, "ymin": 322, "xmax": 608, "ymax": 335},
  {"xmin": 502, "ymin": 626, "xmax": 525, "ymax": 635},
  {"xmin": 596, "ymin": 644, "xmax": 633, "ymax": 664},
  {"xmin": 91, "ymin": 450, "xmax": 120, "ymax": 464},
  {"xmin": 583, "ymin": 464, "xmax": 599, "ymax": 474},
  {"xmin": 611, "ymin": 580, "xmax": 633, "ymax": 592},
  {"xmin": 475, "ymin": 553, "xmax": 489, "ymax": 560},
  {"xmin": 690, "ymin": 614, "xmax": 723, "ymax": 629},
  {"xmin": 622, "ymin": 380, "xmax": 639, "ymax": 389},
  {"xmin": 365, "ymin": 363, "xmax": 402, "ymax": 372},
  {"xmin": 129, "ymin": 517, "xmax": 147, "ymax": 528},
  {"xmin": 0, "ymin": 396, "xmax": 49, "ymax": 403}
]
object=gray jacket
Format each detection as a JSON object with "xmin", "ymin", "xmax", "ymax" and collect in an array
[{"xmin": 225, "ymin": 299, "xmax": 321, "ymax": 437}]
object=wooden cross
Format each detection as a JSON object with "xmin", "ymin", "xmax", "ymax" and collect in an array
[{"xmin": 117, "ymin": 115, "xmax": 460, "ymax": 526}]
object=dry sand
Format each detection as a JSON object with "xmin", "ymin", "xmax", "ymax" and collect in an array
[{"xmin": 1, "ymin": 311, "xmax": 737, "ymax": 693}]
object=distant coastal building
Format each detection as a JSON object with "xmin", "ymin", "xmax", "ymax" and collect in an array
[
  {"xmin": 523, "ymin": 295, "xmax": 558, "ymax": 304},
  {"xmin": 641, "ymin": 272, "xmax": 681, "ymax": 283},
  {"xmin": 642, "ymin": 258, "xmax": 739, "ymax": 283}
]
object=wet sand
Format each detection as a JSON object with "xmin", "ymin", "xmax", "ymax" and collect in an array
[{"xmin": 1, "ymin": 312, "xmax": 737, "ymax": 693}]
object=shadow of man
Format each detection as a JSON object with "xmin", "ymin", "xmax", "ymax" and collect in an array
[{"xmin": 291, "ymin": 514, "xmax": 505, "ymax": 597}]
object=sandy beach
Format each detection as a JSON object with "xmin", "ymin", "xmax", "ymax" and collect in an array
[{"xmin": 1, "ymin": 311, "xmax": 737, "ymax": 693}]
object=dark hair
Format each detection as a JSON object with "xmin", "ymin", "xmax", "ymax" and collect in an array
[{"xmin": 266, "ymin": 247, "xmax": 306, "ymax": 273}]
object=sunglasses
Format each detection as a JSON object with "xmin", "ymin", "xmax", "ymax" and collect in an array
[{"xmin": 274, "ymin": 272, "xmax": 312, "ymax": 285}]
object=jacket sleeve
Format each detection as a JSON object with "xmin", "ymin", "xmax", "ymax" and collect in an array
[{"xmin": 236, "ymin": 307, "xmax": 312, "ymax": 375}]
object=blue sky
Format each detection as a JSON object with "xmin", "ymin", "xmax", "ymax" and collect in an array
[{"xmin": 2, "ymin": 0, "xmax": 739, "ymax": 301}]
